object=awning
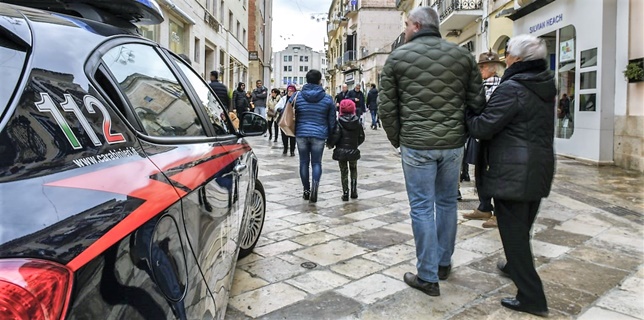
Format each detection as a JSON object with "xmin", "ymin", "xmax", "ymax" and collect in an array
[
  {"xmin": 158, "ymin": 0, "xmax": 196, "ymax": 25},
  {"xmin": 559, "ymin": 63, "xmax": 575, "ymax": 73}
]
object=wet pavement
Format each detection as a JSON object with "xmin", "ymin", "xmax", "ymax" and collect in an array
[{"xmin": 225, "ymin": 121, "xmax": 643, "ymax": 320}]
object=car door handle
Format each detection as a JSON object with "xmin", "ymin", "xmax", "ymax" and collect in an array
[{"xmin": 233, "ymin": 163, "xmax": 247, "ymax": 174}]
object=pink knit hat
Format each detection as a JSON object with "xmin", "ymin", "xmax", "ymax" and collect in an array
[{"xmin": 339, "ymin": 99, "xmax": 356, "ymax": 116}]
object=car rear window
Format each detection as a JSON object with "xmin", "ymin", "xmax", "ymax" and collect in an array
[{"xmin": 0, "ymin": 34, "xmax": 27, "ymax": 116}]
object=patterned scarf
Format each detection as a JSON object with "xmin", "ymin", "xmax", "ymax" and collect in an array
[{"xmin": 483, "ymin": 75, "xmax": 501, "ymax": 101}]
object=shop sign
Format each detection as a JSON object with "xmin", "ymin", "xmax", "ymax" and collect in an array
[
  {"xmin": 345, "ymin": 73, "xmax": 354, "ymax": 82},
  {"xmin": 249, "ymin": 51, "xmax": 259, "ymax": 60},
  {"xmin": 560, "ymin": 39, "xmax": 575, "ymax": 63},
  {"xmin": 529, "ymin": 14, "xmax": 563, "ymax": 33}
]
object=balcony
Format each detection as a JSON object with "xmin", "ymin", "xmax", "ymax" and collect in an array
[
  {"xmin": 327, "ymin": 20, "xmax": 338, "ymax": 36},
  {"xmin": 432, "ymin": 0, "xmax": 483, "ymax": 34},
  {"xmin": 342, "ymin": 50, "xmax": 357, "ymax": 67},
  {"xmin": 345, "ymin": 1, "xmax": 358, "ymax": 19}
]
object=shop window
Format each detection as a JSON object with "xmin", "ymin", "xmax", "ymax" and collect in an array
[
  {"xmin": 169, "ymin": 20, "xmax": 186, "ymax": 54},
  {"xmin": 580, "ymin": 71, "xmax": 597, "ymax": 90},
  {"xmin": 556, "ymin": 25, "xmax": 576, "ymax": 139},
  {"xmin": 138, "ymin": 24, "xmax": 158, "ymax": 42},
  {"xmin": 579, "ymin": 94, "xmax": 596, "ymax": 112},
  {"xmin": 580, "ymin": 48, "xmax": 597, "ymax": 68}
]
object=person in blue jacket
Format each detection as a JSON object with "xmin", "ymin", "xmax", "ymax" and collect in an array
[{"xmin": 291, "ymin": 69, "xmax": 336, "ymax": 203}]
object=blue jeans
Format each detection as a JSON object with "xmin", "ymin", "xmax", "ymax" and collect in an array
[
  {"xmin": 370, "ymin": 109, "xmax": 378, "ymax": 127},
  {"xmin": 254, "ymin": 106, "xmax": 266, "ymax": 118},
  {"xmin": 296, "ymin": 137, "xmax": 326, "ymax": 190},
  {"xmin": 401, "ymin": 146, "xmax": 463, "ymax": 282}
]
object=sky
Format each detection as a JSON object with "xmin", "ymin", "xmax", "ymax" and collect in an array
[{"xmin": 271, "ymin": 0, "xmax": 333, "ymax": 52}]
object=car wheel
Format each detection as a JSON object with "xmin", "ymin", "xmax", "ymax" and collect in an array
[{"xmin": 238, "ymin": 179, "xmax": 265, "ymax": 259}]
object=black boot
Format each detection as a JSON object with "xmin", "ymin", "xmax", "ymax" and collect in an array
[
  {"xmin": 310, "ymin": 182, "xmax": 319, "ymax": 203},
  {"xmin": 350, "ymin": 180, "xmax": 358, "ymax": 199},
  {"xmin": 283, "ymin": 148, "xmax": 287, "ymax": 155},
  {"xmin": 342, "ymin": 190, "xmax": 349, "ymax": 201},
  {"xmin": 303, "ymin": 190, "xmax": 310, "ymax": 200}
]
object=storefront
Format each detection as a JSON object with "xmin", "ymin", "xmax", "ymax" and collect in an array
[{"xmin": 510, "ymin": 0, "xmax": 618, "ymax": 164}]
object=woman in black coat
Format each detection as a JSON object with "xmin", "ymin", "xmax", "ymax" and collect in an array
[
  {"xmin": 466, "ymin": 34, "xmax": 555, "ymax": 318},
  {"xmin": 327, "ymin": 99, "xmax": 365, "ymax": 201}
]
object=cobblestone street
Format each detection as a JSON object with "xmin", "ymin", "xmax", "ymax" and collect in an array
[{"xmin": 225, "ymin": 122, "xmax": 643, "ymax": 320}]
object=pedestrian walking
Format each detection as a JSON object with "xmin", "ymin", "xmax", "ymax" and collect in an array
[
  {"xmin": 466, "ymin": 34, "xmax": 555, "ymax": 317},
  {"xmin": 292, "ymin": 70, "xmax": 336, "ymax": 203},
  {"xmin": 327, "ymin": 99, "xmax": 365, "ymax": 201},
  {"xmin": 462, "ymin": 49, "xmax": 506, "ymax": 229},
  {"xmin": 346, "ymin": 84, "xmax": 366, "ymax": 126},
  {"xmin": 366, "ymin": 83, "xmax": 379, "ymax": 129},
  {"xmin": 252, "ymin": 80, "xmax": 268, "ymax": 118},
  {"xmin": 335, "ymin": 84, "xmax": 349, "ymax": 114},
  {"xmin": 208, "ymin": 70, "xmax": 230, "ymax": 111},
  {"xmin": 378, "ymin": 6, "xmax": 485, "ymax": 296},
  {"xmin": 266, "ymin": 88, "xmax": 281, "ymax": 142},
  {"xmin": 276, "ymin": 85, "xmax": 297, "ymax": 156}
]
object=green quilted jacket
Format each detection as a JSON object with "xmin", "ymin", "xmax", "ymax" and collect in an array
[{"xmin": 378, "ymin": 28, "xmax": 485, "ymax": 149}]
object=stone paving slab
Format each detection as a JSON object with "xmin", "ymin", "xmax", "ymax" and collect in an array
[{"xmin": 226, "ymin": 124, "xmax": 644, "ymax": 319}]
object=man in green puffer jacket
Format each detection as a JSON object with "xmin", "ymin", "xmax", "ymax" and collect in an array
[{"xmin": 378, "ymin": 6, "xmax": 485, "ymax": 297}]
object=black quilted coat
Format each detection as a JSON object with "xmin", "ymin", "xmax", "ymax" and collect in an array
[
  {"xmin": 378, "ymin": 27, "xmax": 485, "ymax": 149},
  {"xmin": 466, "ymin": 59, "xmax": 556, "ymax": 201},
  {"xmin": 328, "ymin": 115, "xmax": 365, "ymax": 161}
]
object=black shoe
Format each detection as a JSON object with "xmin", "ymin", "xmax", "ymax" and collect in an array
[
  {"xmin": 438, "ymin": 265, "xmax": 451, "ymax": 280},
  {"xmin": 403, "ymin": 272, "xmax": 440, "ymax": 296},
  {"xmin": 457, "ymin": 190, "xmax": 462, "ymax": 201},
  {"xmin": 497, "ymin": 260, "xmax": 510, "ymax": 277},
  {"xmin": 310, "ymin": 182, "xmax": 319, "ymax": 203},
  {"xmin": 501, "ymin": 298, "xmax": 548, "ymax": 317},
  {"xmin": 460, "ymin": 173, "xmax": 470, "ymax": 182},
  {"xmin": 290, "ymin": 152, "xmax": 295, "ymax": 157},
  {"xmin": 303, "ymin": 190, "xmax": 310, "ymax": 200},
  {"xmin": 274, "ymin": 139, "xmax": 278, "ymax": 142},
  {"xmin": 283, "ymin": 149, "xmax": 287, "ymax": 155},
  {"xmin": 341, "ymin": 190, "xmax": 349, "ymax": 201}
]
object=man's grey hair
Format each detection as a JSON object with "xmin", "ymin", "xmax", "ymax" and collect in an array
[
  {"xmin": 507, "ymin": 34, "xmax": 548, "ymax": 61},
  {"xmin": 408, "ymin": 7, "xmax": 440, "ymax": 30}
]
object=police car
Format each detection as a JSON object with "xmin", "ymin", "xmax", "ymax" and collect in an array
[{"xmin": 0, "ymin": 1, "xmax": 267, "ymax": 319}]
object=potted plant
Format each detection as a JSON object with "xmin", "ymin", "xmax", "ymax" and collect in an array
[{"xmin": 623, "ymin": 58, "xmax": 644, "ymax": 83}]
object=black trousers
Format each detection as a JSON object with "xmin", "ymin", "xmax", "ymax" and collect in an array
[
  {"xmin": 494, "ymin": 198, "xmax": 548, "ymax": 310},
  {"xmin": 281, "ymin": 129, "xmax": 296, "ymax": 153}
]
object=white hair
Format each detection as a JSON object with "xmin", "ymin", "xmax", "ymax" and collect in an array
[
  {"xmin": 408, "ymin": 7, "xmax": 440, "ymax": 30},
  {"xmin": 507, "ymin": 34, "xmax": 548, "ymax": 61}
]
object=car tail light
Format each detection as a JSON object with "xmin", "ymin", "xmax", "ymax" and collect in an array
[{"xmin": 0, "ymin": 259, "xmax": 73, "ymax": 320}]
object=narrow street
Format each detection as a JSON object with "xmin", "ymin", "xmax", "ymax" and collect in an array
[{"xmin": 225, "ymin": 121, "xmax": 643, "ymax": 319}]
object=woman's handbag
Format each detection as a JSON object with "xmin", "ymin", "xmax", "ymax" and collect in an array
[
  {"xmin": 278, "ymin": 92, "xmax": 298, "ymax": 137},
  {"xmin": 267, "ymin": 107, "xmax": 276, "ymax": 118}
]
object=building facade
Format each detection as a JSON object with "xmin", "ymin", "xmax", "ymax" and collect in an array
[
  {"xmin": 137, "ymin": 0, "xmax": 252, "ymax": 91},
  {"xmin": 510, "ymin": 0, "xmax": 642, "ymax": 171},
  {"xmin": 272, "ymin": 45, "xmax": 326, "ymax": 90},
  {"xmin": 248, "ymin": 0, "xmax": 273, "ymax": 87},
  {"xmin": 327, "ymin": 0, "xmax": 402, "ymax": 94}
]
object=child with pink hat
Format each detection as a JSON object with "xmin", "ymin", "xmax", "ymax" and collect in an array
[{"xmin": 327, "ymin": 99, "xmax": 365, "ymax": 201}]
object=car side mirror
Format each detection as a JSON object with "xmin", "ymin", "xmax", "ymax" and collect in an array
[{"xmin": 238, "ymin": 112, "xmax": 267, "ymax": 137}]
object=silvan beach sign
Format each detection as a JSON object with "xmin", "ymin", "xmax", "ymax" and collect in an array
[{"xmin": 529, "ymin": 14, "xmax": 563, "ymax": 33}]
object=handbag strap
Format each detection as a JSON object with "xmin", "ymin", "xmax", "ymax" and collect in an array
[{"xmin": 292, "ymin": 92, "xmax": 300, "ymax": 110}]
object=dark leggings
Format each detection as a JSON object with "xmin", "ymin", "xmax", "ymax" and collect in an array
[
  {"xmin": 267, "ymin": 120, "xmax": 278, "ymax": 139},
  {"xmin": 339, "ymin": 160, "xmax": 357, "ymax": 191},
  {"xmin": 281, "ymin": 129, "xmax": 296, "ymax": 153}
]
